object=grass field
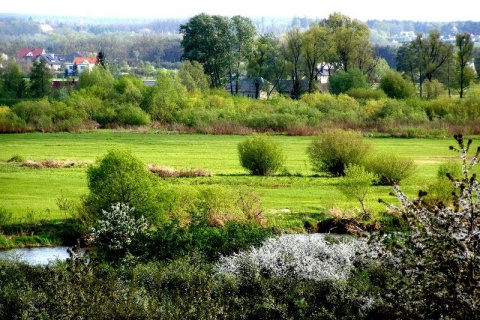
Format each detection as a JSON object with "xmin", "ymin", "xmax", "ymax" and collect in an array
[{"xmin": 0, "ymin": 131, "xmax": 464, "ymax": 230}]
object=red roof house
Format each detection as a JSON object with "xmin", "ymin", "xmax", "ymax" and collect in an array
[{"xmin": 18, "ymin": 48, "xmax": 46, "ymax": 60}]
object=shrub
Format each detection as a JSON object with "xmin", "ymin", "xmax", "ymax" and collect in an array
[
  {"xmin": 346, "ymin": 88, "xmax": 387, "ymax": 101},
  {"xmin": 238, "ymin": 134, "xmax": 285, "ymax": 175},
  {"xmin": 307, "ymin": 129, "xmax": 371, "ymax": 176},
  {"xmin": 379, "ymin": 70, "xmax": 415, "ymax": 99},
  {"xmin": 88, "ymin": 203, "xmax": 148, "ymax": 255},
  {"xmin": 374, "ymin": 134, "xmax": 480, "ymax": 318},
  {"xmin": 362, "ymin": 153, "xmax": 416, "ymax": 185},
  {"xmin": 83, "ymin": 149, "xmax": 164, "ymax": 225},
  {"xmin": 337, "ymin": 164, "xmax": 378, "ymax": 218},
  {"xmin": 424, "ymin": 161, "xmax": 463, "ymax": 205},
  {"xmin": 216, "ymin": 234, "xmax": 366, "ymax": 282},
  {"xmin": 329, "ymin": 68, "xmax": 368, "ymax": 95}
]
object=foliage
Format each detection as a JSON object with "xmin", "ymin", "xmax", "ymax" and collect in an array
[
  {"xmin": 307, "ymin": 129, "xmax": 371, "ymax": 176},
  {"xmin": 375, "ymin": 134, "xmax": 480, "ymax": 318},
  {"xmin": 178, "ymin": 60, "xmax": 210, "ymax": 93},
  {"xmin": 88, "ymin": 203, "xmax": 148, "ymax": 257},
  {"xmin": 379, "ymin": 70, "xmax": 415, "ymax": 99},
  {"xmin": 28, "ymin": 59, "xmax": 52, "ymax": 98},
  {"xmin": 329, "ymin": 68, "xmax": 368, "ymax": 95},
  {"xmin": 83, "ymin": 149, "xmax": 164, "ymax": 225},
  {"xmin": 180, "ymin": 13, "xmax": 234, "ymax": 88},
  {"xmin": 362, "ymin": 153, "xmax": 416, "ymax": 185},
  {"xmin": 0, "ymin": 60, "xmax": 27, "ymax": 99},
  {"xmin": 337, "ymin": 164, "xmax": 378, "ymax": 217},
  {"xmin": 238, "ymin": 134, "xmax": 285, "ymax": 175},
  {"xmin": 217, "ymin": 234, "xmax": 366, "ymax": 281},
  {"xmin": 346, "ymin": 87, "xmax": 387, "ymax": 101}
]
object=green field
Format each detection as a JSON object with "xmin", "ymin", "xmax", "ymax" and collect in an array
[{"xmin": 0, "ymin": 131, "xmax": 463, "ymax": 229}]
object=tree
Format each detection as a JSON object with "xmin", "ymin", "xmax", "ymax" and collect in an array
[
  {"xmin": 0, "ymin": 60, "xmax": 26, "ymax": 98},
  {"xmin": 375, "ymin": 135, "xmax": 480, "ymax": 317},
  {"xmin": 398, "ymin": 31, "xmax": 454, "ymax": 97},
  {"xmin": 454, "ymin": 33, "xmax": 476, "ymax": 98},
  {"xmin": 229, "ymin": 16, "xmax": 256, "ymax": 95},
  {"xmin": 178, "ymin": 60, "xmax": 210, "ymax": 93},
  {"xmin": 320, "ymin": 13, "xmax": 372, "ymax": 73},
  {"xmin": 248, "ymin": 33, "xmax": 288, "ymax": 98},
  {"xmin": 396, "ymin": 43, "xmax": 418, "ymax": 83},
  {"xmin": 28, "ymin": 58, "xmax": 52, "ymax": 98},
  {"xmin": 337, "ymin": 164, "xmax": 377, "ymax": 218},
  {"xmin": 283, "ymin": 27, "xmax": 304, "ymax": 99},
  {"xmin": 301, "ymin": 24, "xmax": 332, "ymax": 93},
  {"xmin": 84, "ymin": 149, "xmax": 163, "ymax": 224},
  {"xmin": 142, "ymin": 70, "xmax": 187, "ymax": 122},
  {"xmin": 180, "ymin": 13, "xmax": 232, "ymax": 88}
]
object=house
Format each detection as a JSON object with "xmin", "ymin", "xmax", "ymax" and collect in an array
[
  {"xmin": 225, "ymin": 77, "xmax": 269, "ymax": 99},
  {"xmin": 64, "ymin": 57, "xmax": 97, "ymax": 76},
  {"xmin": 35, "ymin": 54, "xmax": 62, "ymax": 71},
  {"xmin": 17, "ymin": 48, "xmax": 46, "ymax": 61}
]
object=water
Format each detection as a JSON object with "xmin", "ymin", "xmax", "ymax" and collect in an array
[{"xmin": 0, "ymin": 246, "xmax": 85, "ymax": 266}]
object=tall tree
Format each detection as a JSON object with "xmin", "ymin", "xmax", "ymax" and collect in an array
[
  {"xmin": 301, "ymin": 24, "xmax": 332, "ymax": 93},
  {"xmin": 28, "ymin": 58, "xmax": 52, "ymax": 98},
  {"xmin": 180, "ymin": 13, "xmax": 232, "ymax": 88},
  {"xmin": 454, "ymin": 33, "xmax": 475, "ymax": 98},
  {"xmin": 229, "ymin": 16, "xmax": 256, "ymax": 95},
  {"xmin": 283, "ymin": 27, "xmax": 304, "ymax": 99},
  {"xmin": 320, "ymin": 13, "xmax": 371, "ymax": 73},
  {"xmin": 0, "ymin": 60, "xmax": 26, "ymax": 98},
  {"xmin": 248, "ymin": 33, "xmax": 288, "ymax": 98}
]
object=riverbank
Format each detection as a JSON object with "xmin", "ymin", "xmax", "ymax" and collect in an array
[{"xmin": 0, "ymin": 218, "xmax": 83, "ymax": 249}]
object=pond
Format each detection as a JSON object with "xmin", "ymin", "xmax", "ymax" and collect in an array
[{"xmin": 0, "ymin": 246, "xmax": 86, "ymax": 266}]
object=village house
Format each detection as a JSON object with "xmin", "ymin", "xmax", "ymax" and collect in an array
[
  {"xmin": 35, "ymin": 53, "xmax": 63, "ymax": 72},
  {"xmin": 64, "ymin": 57, "xmax": 97, "ymax": 76},
  {"xmin": 17, "ymin": 48, "xmax": 46, "ymax": 61}
]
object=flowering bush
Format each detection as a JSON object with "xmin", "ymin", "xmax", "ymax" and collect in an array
[
  {"xmin": 216, "ymin": 234, "xmax": 368, "ymax": 282},
  {"xmin": 88, "ymin": 203, "xmax": 148, "ymax": 252},
  {"xmin": 375, "ymin": 134, "xmax": 480, "ymax": 318}
]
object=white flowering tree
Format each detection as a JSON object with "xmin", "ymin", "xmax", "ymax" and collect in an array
[
  {"xmin": 216, "ymin": 234, "xmax": 368, "ymax": 282},
  {"xmin": 376, "ymin": 134, "xmax": 480, "ymax": 318},
  {"xmin": 88, "ymin": 203, "xmax": 148, "ymax": 253}
]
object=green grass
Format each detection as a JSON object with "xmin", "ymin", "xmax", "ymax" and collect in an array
[{"xmin": 0, "ymin": 131, "xmax": 466, "ymax": 229}]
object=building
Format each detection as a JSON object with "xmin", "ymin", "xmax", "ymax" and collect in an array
[
  {"xmin": 64, "ymin": 57, "xmax": 97, "ymax": 76},
  {"xmin": 17, "ymin": 48, "xmax": 46, "ymax": 61}
]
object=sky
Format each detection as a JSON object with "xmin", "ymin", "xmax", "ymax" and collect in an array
[{"xmin": 2, "ymin": 0, "xmax": 479, "ymax": 22}]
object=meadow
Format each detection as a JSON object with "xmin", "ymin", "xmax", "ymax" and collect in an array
[{"xmin": 0, "ymin": 131, "xmax": 461, "ymax": 230}]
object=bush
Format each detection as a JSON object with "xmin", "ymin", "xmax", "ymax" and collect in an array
[
  {"xmin": 347, "ymin": 88, "xmax": 387, "ymax": 101},
  {"xmin": 329, "ymin": 68, "xmax": 368, "ymax": 95},
  {"xmin": 337, "ymin": 164, "xmax": 378, "ymax": 218},
  {"xmin": 216, "ymin": 234, "xmax": 366, "ymax": 282},
  {"xmin": 307, "ymin": 129, "xmax": 371, "ymax": 176},
  {"xmin": 238, "ymin": 134, "xmax": 285, "ymax": 175},
  {"xmin": 379, "ymin": 70, "xmax": 415, "ymax": 99},
  {"xmin": 83, "ymin": 149, "xmax": 164, "ymax": 225},
  {"xmin": 362, "ymin": 153, "xmax": 416, "ymax": 185},
  {"xmin": 88, "ymin": 203, "xmax": 148, "ymax": 259},
  {"xmin": 374, "ymin": 134, "xmax": 480, "ymax": 318}
]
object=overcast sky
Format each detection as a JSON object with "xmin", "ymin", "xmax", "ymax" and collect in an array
[{"xmin": 2, "ymin": 0, "xmax": 478, "ymax": 22}]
